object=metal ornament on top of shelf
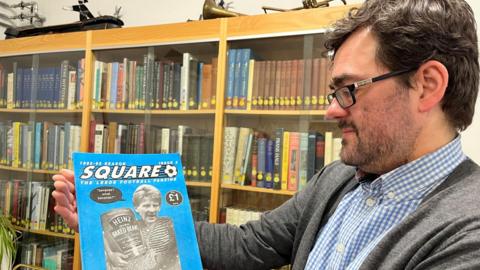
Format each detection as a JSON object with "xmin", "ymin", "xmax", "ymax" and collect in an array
[
  {"xmin": 4, "ymin": 0, "xmax": 124, "ymax": 39},
  {"xmin": 202, "ymin": 0, "xmax": 245, "ymax": 20},
  {"xmin": 262, "ymin": 0, "xmax": 347, "ymax": 14},
  {"xmin": 201, "ymin": 0, "xmax": 347, "ymax": 20}
]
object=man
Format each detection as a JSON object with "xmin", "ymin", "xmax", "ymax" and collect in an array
[
  {"xmin": 52, "ymin": 0, "xmax": 480, "ymax": 269},
  {"xmin": 102, "ymin": 184, "xmax": 181, "ymax": 270}
]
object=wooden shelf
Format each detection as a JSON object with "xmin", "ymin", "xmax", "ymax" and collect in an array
[
  {"xmin": 0, "ymin": 108, "xmax": 82, "ymax": 113},
  {"xmin": 91, "ymin": 19, "xmax": 222, "ymax": 49},
  {"xmin": 0, "ymin": 31, "xmax": 86, "ymax": 57},
  {"xmin": 186, "ymin": 181, "xmax": 212, "ymax": 188},
  {"xmin": 14, "ymin": 226, "xmax": 75, "ymax": 240},
  {"xmin": 0, "ymin": 165, "xmax": 58, "ymax": 174},
  {"xmin": 92, "ymin": 109, "xmax": 216, "ymax": 115},
  {"xmin": 221, "ymin": 183, "xmax": 295, "ymax": 196}
]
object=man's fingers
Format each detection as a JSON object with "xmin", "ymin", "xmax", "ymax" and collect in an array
[
  {"xmin": 53, "ymin": 173, "xmax": 76, "ymax": 194},
  {"xmin": 54, "ymin": 205, "xmax": 79, "ymax": 232},
  {"xmin": 52, "ymin": 190, "xmax": 73, "ymax": 210},
  {"xmin": 59, "ymin": 169, "xmax": 75, "ymax": 184}
]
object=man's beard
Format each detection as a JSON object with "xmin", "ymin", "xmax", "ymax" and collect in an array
[{"xmin": 338, "ymin": 116, "xmax": 417, "ymax": 174}]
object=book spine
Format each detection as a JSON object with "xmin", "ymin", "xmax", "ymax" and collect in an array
[
  {"xmin": 189, "ymin": 59, "xmax": 199, "ymax": 110},
  {"xmin": 256, "ymin": 137, "xmax": 266, "ymax": 188},
  {"xmin": 172, "ymin": 63, "xmax": 181, "ymax": 109},
  {"xmin": 233, "ymin": 127, "xmax": 251, "ymax": 184},
  {"xmin": 225, "ymin": 49, "xmax": 236, "ymax": 109},
  {"xmin": 238, "ymin": 48, "xmax": 251, "ymax": 109},
  {"xmin": 288, "ymin": 132, "xmax": 300, "ymax": 191},
  {"xmin": 222, "ymin": 126, "xmax": 239, "ymax": 184},
  {"xmin": 67, "ymin": 70, "xmax": 77, "ymax": 109},
  {"xmin": 273, "ymin": 128, "xmax": 284, "ymax": 190},
  {"xmin": 180, "ymin": 52, "xmax": 191, "ymax": 110},
  {"xmin": 296, "ymin": 60, "xmax": 304, "ymax": 109},
  {"xmin": 281, "ymin": 131, "xmax": 290, "ymax": 190},
  {"xmin": 76, "ymin": 58, "xmax": 85, "ymax": 109},
  {"xmin": 324, "ymin": 131, "xmax": 333, "ymax": 166},
  {"xmin": 200, "ymin": 64, "xmax": 212, "ymax": 110},
  {"xmin": 250, "ymin": 132, "xmax": 258, "ymax": 187},
  {"xmin": 94, "ymin": 124, "xmax": 105, "ymax": 153},
  {"xmin": 265, "ymin": 139, "xmax": 274, "ymax": 189},
  {"xmin": 298, "ymin": 132, "xmax": 309, "ymax": 191},
  {"xmin": 306, "ymin": 132, "xmax": 317, "ymax": 181},
  {"xmin": 315, "ymin": 133, "xmax": 325, "ymax": 173},
  {"xmin": 274, "ymin": 60, "xmax": 282, "ymax": 110},
  {"xmin": 240, "ymin": 132, "xmax": 253, "ymax": 186},
  {"xmin": 110, "ymin": 62, "xmax": 119, "ymax": 110}
]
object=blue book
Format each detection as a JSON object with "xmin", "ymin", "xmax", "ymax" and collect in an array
[
  {"xmin": 73, "ymin": 152, "xmax": 202, "ymax": 270},
  {"xmin": 53, "ymin": 66, "xmax": 61, "ymax": 109},
  {"xmin": 34, "ymin": 122, "xmax": 42, "ymax": 169},
  {"xmin": 238, "ymin": 48, "xmax": 252, "ymax": 109},
  {"xmin": 265, "ymin": 138, "xmax": 274, "ymax": 189},
  {"xmin": 226, "ymin": 49, "xmax": 237, "ymax": 109},
  {"xmin": 233, "ymin": 48, "xmax": 243, "ymax": 108}
]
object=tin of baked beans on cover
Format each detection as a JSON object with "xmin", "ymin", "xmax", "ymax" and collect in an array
[{"xmin": 101, "ymin": 208, "xmax": 146, "ymax": 260}]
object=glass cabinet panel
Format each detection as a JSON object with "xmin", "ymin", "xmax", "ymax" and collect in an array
[
  {"xmin": 0, "ymin": 51, "xmax": 84, "ymax": 269},
  {"xmin": 219, "ymin": 33, "xmax": 340, "ymax": 223}
]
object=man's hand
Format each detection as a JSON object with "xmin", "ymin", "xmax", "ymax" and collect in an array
[{"xmin": 52, "ymin": 169, "xmax": 79, "ymax": 232}]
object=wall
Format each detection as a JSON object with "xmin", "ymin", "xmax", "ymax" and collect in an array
[
  {"xmin": 0, "ymin": 0, "xmax": 478, "ymax": 161},
  {"xmin": 461, "ymin": 1, "xmax": 480, "ymax": 162}
]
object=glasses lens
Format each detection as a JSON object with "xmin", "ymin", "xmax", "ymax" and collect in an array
[{"xmin": 336, "ymin": 87, "xmax": 354, "ymax": 108}]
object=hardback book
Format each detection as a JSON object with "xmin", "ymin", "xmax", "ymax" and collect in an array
[
  {"xmin": 73, "ymin": 152, "xmax": 202, "ymax": 270},
  {"xmin": 222, "ymin": 126, "xmax": 239, "ymax": 184},
  {"xmin": 225, "ymin": 49, "xmax": 237, "ymax": 109}
]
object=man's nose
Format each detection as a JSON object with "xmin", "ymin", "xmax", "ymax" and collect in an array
[{"xmin": 325, "ymin": 98, "xmax": 348, "ymax": 120}]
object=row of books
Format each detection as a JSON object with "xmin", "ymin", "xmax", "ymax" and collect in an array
[
  {"xmin": 0, "ymin": 179, "xmax": 74, "ymax": 235},
  {"xmin": 17, "ymin": 239, "xmax": 73, "ymax": 270},
  {"xmin": 221, "ymin": 206, "xmax": 262, "ymax": 226},
  {"xmin": 0, "ymin": 121, "xmax": 81, "ymax": 171},
  {"xmin": 89, "ymin": 122, "xmax": 214, "ymax": 182},
  {"xmin": 0, "ymin": 59, "xmax": 85, "ymax": 109},
  {"xmin": 91, "ymin": 53, "xmax": 218, "ymax": 110},
  {"xmin": 0, "ymin": 51, "xmax": 330, "ymax": 112},
  {"xmin": 226, "ymin": 48, "xmax": 331, "ymax": 110},
  {"xmin": 222, "ymin": 127, "xmax": 341, "ymax": 191},
  {"xmin": 189, "ymin": 189, "xmax": 211, "ymax": 222}
]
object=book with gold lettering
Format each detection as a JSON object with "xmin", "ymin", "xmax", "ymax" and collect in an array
[{"xmin": 73, "ymin": 152, "xmax": 202, "ymax": 270}]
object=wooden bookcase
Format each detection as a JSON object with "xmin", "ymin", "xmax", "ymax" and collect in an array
[{"xmin": 0, "ymin": 5, "xmax": 354, "ymax": 269}]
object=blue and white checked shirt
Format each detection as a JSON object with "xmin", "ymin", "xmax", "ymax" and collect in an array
[{"xmin": 305, "ymin": 137, "xmax": 466, "ymax": 270}]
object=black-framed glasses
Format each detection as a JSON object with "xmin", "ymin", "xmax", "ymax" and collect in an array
[{"xmin": 326, "ymin": 67, "xmax": 417, "ymax": 109}]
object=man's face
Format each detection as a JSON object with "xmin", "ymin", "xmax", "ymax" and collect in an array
[
  {"xmin": 326, "ymin": 28, "xmax": 421, "ymax": 174},
  {"xmin": 135, "ymin": 197, "xmax": 160, "ymax": 224}
]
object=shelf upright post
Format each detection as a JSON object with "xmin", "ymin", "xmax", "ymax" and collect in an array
[
  {"xmin": 75, "ymin": 30, "xmax": 94, "ymax": 270},
  {"xmin": 209, "ymin": 18, "xmax": 229, "ymax": 223}
]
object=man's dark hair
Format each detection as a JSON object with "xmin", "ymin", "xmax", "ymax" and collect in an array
[{"xmin": 325, "ymin": 0, "xmax": 479, "ymax": 131}]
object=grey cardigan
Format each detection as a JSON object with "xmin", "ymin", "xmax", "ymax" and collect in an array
[{"xmin": 196, "ymin": 159, "xmax": 480, "ymax": 270}]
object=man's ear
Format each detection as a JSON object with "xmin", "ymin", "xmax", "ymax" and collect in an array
[{"xmin": 414, "ymin": 60, "xmax": 449, "ymax": 112}]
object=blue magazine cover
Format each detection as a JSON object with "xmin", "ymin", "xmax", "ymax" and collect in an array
[{"xmin": 73, "ymin": 152, "xmax": 203, "ymax": 270}]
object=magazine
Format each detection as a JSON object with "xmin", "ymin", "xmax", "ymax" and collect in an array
[{"xmin": 73, "ymin": 152, "xmax": 203, "ymax": 270}]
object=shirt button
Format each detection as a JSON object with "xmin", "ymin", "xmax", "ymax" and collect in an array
[
  {"xmin": 366, "ymin": 197, "xmax": 376, "ymax": 207},
  {"xmin": 387, "ymin": 191, "xmax": 396, "ymax": 199},
  {"xmin": 336, "ymin": 243, "xmax": 345, "ymax": 254}
]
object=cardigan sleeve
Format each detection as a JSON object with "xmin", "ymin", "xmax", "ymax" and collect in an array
[{"xmin": 195, "ymin": 175, "xmax": 321, "ymax": 270}]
